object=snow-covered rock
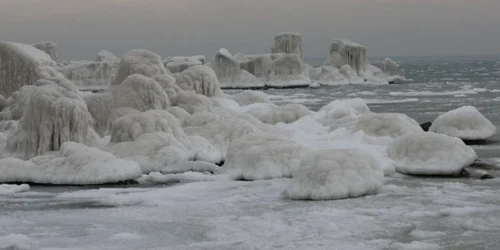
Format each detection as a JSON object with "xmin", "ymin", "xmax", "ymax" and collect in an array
[
  {"xmin": 247, "ymin": 103, "xmax": 311, "ymax": 125},
  {"xmin": 389, "ymin": 132, "xmax": 477, "ymax": 175},
  {"xmin": 208, "ymin": 48, "xmax": 264, "ymax": 88},
  {"xmin": 165, "ymin": 55, "xmax": 205, "ymax": 73},
  {"xmin": 339, "ymin": 65, "xmax": 365, "ymax": 84},
  {"xmin": 284, "ymin": 149, "xmax": 384, "ymax": 200},
  {"xmin": 268, "ymin": 54, "xmax": 310, "ymax": 88},
  {"xmin": 429, "ymin": 106, "xmax": 497, "ymax": 140},
  {"xmin": 7, "ymin": 84, "xmax": 97, "ymax": 159},
  {"xmin": 112, "ymin": 49, "xmax": 169, "ymax": 85},
  {"xmin": 325, "ymin": 39, "xmax": 368, "ymax": 74},
  {"xmin": 176, "ymin": 92, "xmax": 213, "ymax": 114},
  {"xmin": 0, "ymin": 42, "xmax": 60, "ymax": 98},
  {"xmin": 154, "ymin": 74, "xmax": 183, "ymax": 105},
  {"xmin": 111, "ymin": 74, "xmax": 170, "ymax": 111},
  {"xmin": 32, "ymin": 41, "xmax": 57, "ymax": 60},
  {"xmin": 308, "ymin": 65, "xmax": 349, "ymax": 85},
  {"xmin": 315, "ymin": 98, "xmax": 371, "ymax": 131},
  {"xmin": 59, "ymin": 60, "xmax": 117, "ymax": 90},
  {"xmin": 172, "ymin": 65, "xmax": 223, "ymax": 97},
  {"xmin": 222, "ymin": 133, "xmax": 307, "ymax": 180},
  {"xmin": 353, "ymin": 113, "xmax": 423, "ymax": 138},
  {"xmin": 271, "ymin": 32, "xmax": 303, "ymax": 58},
  {"xmin": 230, "ymin": 90, "xmax": 270, "ymax": 106}
]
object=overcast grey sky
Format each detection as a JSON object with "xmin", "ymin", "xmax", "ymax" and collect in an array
[{"xmin": 1, "ymin": 0, "xmax": 499, "ymax": 60}]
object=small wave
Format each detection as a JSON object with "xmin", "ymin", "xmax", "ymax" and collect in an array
[
  {"xmin": 365, "ymin": 98, "xmax": 419, "ymax": 104},
  {"xmin": 389, "ymin": 90, "xmax": 478, "ymax": 97}
]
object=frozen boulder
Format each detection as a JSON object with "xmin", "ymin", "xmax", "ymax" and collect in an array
[
  {"xmin": 308, "ymin": 65, "xmax": 349, "ymax": 85},
  {"xmin": 268, "ymin": 54, "xmax": 310, "ymax": 88},
  {"xmin": 7, "ymin": 84, "xmax": 97, "ymax": 159},
  {"xmin": 111, "ymin": 74, "xmax": 170, "ymax": 111},
  {"xmin": 165, "ymin": 55, "xmax": 205, "ymax": 73},
  {"xmin": 32, "ymin": 41, "xmax": 57, "ymax": 60},
  {"xmin": 188, "ymin": 135, "xmax": 223, "ymax": 163},
  {"xmin": 112, "ymin": 49, "xmax": 169, "ymax": 85},
  {"xmin": 0, "ymin": 42, "xmax": 60, "ymax": 98},
  {"xmin": 247, "ymin": 103, "xmax": 311, "ymax": 125},
  {"xmin": 325, "ymin": 39, "xmax": 368, "ymax": 74},
  {"xmin": 382, "ymin": 58, "xmax": 401, "ymax": 76},
  {"xmin": 284, "ymin": 149, "xmax": 384, "ymax": 200},
  {"xmin": 161, "ymin": 160, "xmax": 220, "ymax": 174},
  {"xmin": 59, "ymin": 60, "xmax": 117, "ymax": 90},
  {"xmin": 230, "ymin": 90, "xmax": 270, "ymax": 106},
  {"xmin": 271, "ymin": 32, "xmax": 303, "ymax": 58},
  {"xmin": 353, "ymin": 113, "xmax": 423, "ymax": 138},
  {"xmin": 315, "ymin": 98, "xmax": 371, "ymax": 131},
  {"xmin": 96, "ymin": 50, "xmax": 120, "ymax": 63},
  {"xmin": 339, "ymin": 65, "xmax": 365, "ymax": 84},
  {"xmin": 222, "ymin": 133, "xmax": 307, "ymax": 180},
  {"xmin": 172, "ymin": 65, "xmax": 223, "ymax": 97},
  {"xmin": 389, "ymin": 132, "xmax": 477, "ymax": 176},
  {"xmin": 154, "ymin": 74, "xmax": 184, "ymax": 105},
  {"xmin": 429, "ymin": 106, "xmax": 497, "ymax": 140},
  {"xmin": 208, "ymin": 48, "xmax": 264, "ymax": 88},
  {"xmin": 0, "ymin": 142, "xmax": 142, "ymax": 185},
  {"xmin": 0, "ymin": 86, "xmax": 38, "ymax": 121},
  {"xmin": 239, "ymin": 54, "xmax": 273, "ymax": 80},
  {"xmin": 175, "ymin": 92, "xmax": 213, "ymax": 114}
]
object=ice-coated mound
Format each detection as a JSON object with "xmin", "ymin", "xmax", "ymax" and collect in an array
[
  {"xmin": 165, "ymin": 55, "xmax": 205, "ymax": 73},
  {"xmin": 188, "ymin": 135, "xmax": 223, "ymax": 163},
  {"xmin": 230, "ymin": 90, "xmax": 270, "ymax": 106},
  {"xmin": 59, "ymin": 60, "xmax": 118, "ymax": 90},
  {"xmin": 208, "ymin": 48, "xmax": 264, "ymax": 88},
  {"xmin": 268, "ymin": 54, "xmax": 310, "ymax": 88},
  {"xmin": 353, "ymin": 113, "xmax": 423, "ymax": 138},
  {"xmin": 308, "ymin": 65, "xmax": 349, "ymax": 86},
  {"xmin": 96, "ymin": 50, "xmax": 120, "ymax": 63},
  {"xmin": 315, "ymin": 98, "xmax": 371, "ymax": 131},
  {"xmin": 388, "ymin": 132, "xmax": 477, "ymax": 175},
  {"xmin": 172, "ymin": 65, "xmax": 223, "ymax": 97},
  {"xmin": 111, "ymin": 74, "xmax": 170, "ymax": 110},
  {"xmin": 0, "ymin": 42, "xmax": 60, "ymax": 98},
  {"xmin": 32, "ymin": 41, "xmax": 57, "ymax": 60},
  {"xmin": 0, "ymin": 94, "xmax": 6, "ymax": 111},
  {"xmin": 271, "ymin": 32, "xmax": 303, "ymax": 58},
  {"xmin": 0, "ymin": 86, "xmax": 38, "ymax": 121},
  {"xmin": 161, "ymin": 160, "xmax": 220, "ymax": 174},
  {"xmin": 153, "ymin": 74, "xmax": 183, "ymax": 105},
  {"xmin": 247, "ymin": 103, "xmax": 311, "ymax": 125},
  {"xmin": 284, "ymin": 149, "xmax": 384, "ymax": 200},
  {"xmin": 0, "ymin": 184, "xmax": 30, "ymax": 195},
  {"xmin": 7, "ymin": 84, "xmax": 96, "ymax": 159},
  {"xmin": 325, "ymin": 39, "xmax": 368, "ymax": 74},
  {"xmin": 429, "ymin": 106, "xmax": 497, "ymax": 140},
  {"xmin": 339, "ymin": 65, "xmax": 365, "ymax": 84},
  {"xmin": 112, "ymin": 49, "xmax": 169, "ymax": 85},
  {"xmin": 239, "ymin": 54, "xmax": 273, "ymax": 80},
  {"xmin": 382, "ymin": 57, "xmax": 401, "ymax": 76},
  {"xmin": 0, "ymin": 142, "xmax": 142, "ymax": 185},
  {"xmin": 222, "ymin": 133, "xmax": 307, "ymax": 180},
  {"xmin": 176, "ymin": 92, "xmax": 213, "ymax": 114}
]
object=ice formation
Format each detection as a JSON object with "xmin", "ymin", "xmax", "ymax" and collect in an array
[
  {"xmin": 0, "ymin": 86, "xmax": 38, "ymax": 121},
  {"xmin": 0, "ymin": 184, "xmax": 30, "ymax": 195},
  {"xmin": 247, "ymin": 103, "xmax": 311, "ymax": 125},
  {"xmin": 172, "ymin": 65, "xmax": 223, "ymax": 97},
  {"xmin": 112, "ymin": 49, "xmax": 169, "ymax": 85},
  {"xmin": 0, "ymin": 42, "xmax": 60, "ymax": 98},
  {"xmin": 96, "ymin": 50, "xmax": 120, "ymax": 63},
  {"xmin": 429, "ymin": 106, "xmax": 497, "ymax": 140},
  {"xmin": 165, "ymin": 56, "xmax": 205, "ymax": 73},
  {"xmin": 208, "ymin": 48, "xmax": 264, "ymax": 88},
  {"xmin": 325, "ymin": 39, "xmax": 368, "ymax": 74},
  {"xmin": 284, "ymin": 149, "xmax": 384, "ymax": 200},
  {"xmin": 340, "ymin": 65, "xmax": 365, "ymax": 84},
  {"xmin": 271, "ymin": 32, "xmax": 303, "ymax": 58},
  {"xmin": 239, "ymin": 54, "xmax": 273, "ymax": 80},
  {"xmin": 7, "ymin": 84, "xmax": 97, "ymax": 159},
  {"xmin": 176, "ymin": 92, "xmax": 213, "ymax": 114},
  {"xmin": 268, "ymin": 54, "xmax": 310, "ymax": 87},
  {"xmin": 0, "ymin": 142, "xmax": 142, "ymax": 184},
  {"xmin": 314, "ymin": 98, "xmax": 371, "ymax": 131},
  {"xmin": 111, "ymin": 74, "xmax": 170, "ymax": 110},
  {"xmin": 389, "ymin": 132, "xmax": 477, "ymax": 175},
  {"xmin": 222, "ymin": 133, "xmax": 307, "ymax": 180},
  {"xmin": 382, "ymin": 58, "xmax": 401, "ymax": 76},
  {"xmin": 353, "ymin": 113, "xmax": 423, "ymax": 138},
  {"xmin": 153, "ymin": 74, "xmax": 183, "ymax": 105},
  {"xmin": 188, "ymin": 135, "xmax": 223, "ymax": 163},
  {"xmin": 308, "ymin": 65, "xmax": 349, "ymax": 85},
  {"xmin": 230, "ymin": 90, "xmax": 270, "ymax": 106},
  {"xmin": 32, "ymin": 41, "xmax": 58, "ymax": 60},
  {"xmin": 59, "ymin": 60, "xmax": 118, "ymax": 90},
  {"xmin": 161, "ymin": 160, "xmax": 220, "ymax": 174},
  {"xmin": 0, "ymin": 94, "xmax": 6, "ymax": 111}
]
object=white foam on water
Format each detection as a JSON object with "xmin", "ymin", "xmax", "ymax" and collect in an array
[
  {"xmin": 389, "ymin": 90, "xmax": 478, "ymax": 97},
  {"xmin": 365, "ymin": 98, "xmax": 419, "ymax": 104}
]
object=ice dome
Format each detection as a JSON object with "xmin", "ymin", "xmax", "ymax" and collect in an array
[
  {"xmin": 230, "ymin": 90, "xmax": 270, "ymax": 106},
  {"xmin": 353, "ymin": 113, "xmax": 423, "ymax": 138},
  {"xmin": 247, "ymin": 103, "xmax": 311, "ymax": 125},
  {"xmin": 32, "ymin": 41, "xmax": 58, "ymax": 61},
  {"xmin": 172, "ymin": 65, "xmax": 223, "ymax": 97},
  {"xmin": 284, "ymin": 149, "xmax": 384, "ymax": 200},
  {"xmin": 429, "ymin": 106, "xmax": 497, "ymax": 140},
  {"xmin": 165, "ymin": 55, "xmax": 205, "ymax": 73},
  {"xmin": 388, "ymin": 132, "xmax": 477, "ymax": 176},
  {"xmin": 112, "ymin": 49, "xmax": 169, "ymax": 86}
]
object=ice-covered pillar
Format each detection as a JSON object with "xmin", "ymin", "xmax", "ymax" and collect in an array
[
  {"xmin": 324, "ymin": 39, "xmax": 368, "ymax": 74},
  {"xmin": 271, "ymin": 32, "xmax": 303, "ymax": 59}
]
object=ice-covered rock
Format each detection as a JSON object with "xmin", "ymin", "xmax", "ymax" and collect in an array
[
  {"xmin": 284, "ymin": 149, "xmax": 384, "ymax": 200},
  {"xmin": 271, "ymin": 32, "xmax": 303, "ymax": 58},
  {"xmin": 111, "ymin": 74, "xmax": 170, "ymax": 111},
  {"xmin": 429, "ymin": 106, "xmax": 497, "ymax": 140},
  {"xmin": 382, "ymin": 58, "xmax": 401, "ymax": 76},
  {"xmin": 222, "ymin": 133, "xmax": 307, "ymax": 180},
  {"xmin": 188, "ymin": 135, "xmax": 223, "ymax": 163},
  {"xmin": 59, "ymin": 60, "xmax": 117, "ymax": 90},
  {"xmin": 96, "ymin": 50, "xmax": 120, "ymax": 63},
  {"xmin": 167, "ymin": 106, "xmax": 191, "ymax": 121},
  {"xmin": 165, "ymin": 55, "xmax": 205, "ymax": 73},
  {"xmin": 0, "ymin": 184, "xmax": 30, "ymax": 195},
  {"xmin": 339, "ymin": 65, "xmax": 365, "ymax": 84},
  {"xmin": 32, "ymin": 41, "xmax": 57, "ymax": 60},
  {"xmin": 161, "ymin": 160, "xmax": 220, "ymax": 174},
  {"xmin": 172, "ymin": 65, "xmax": 223, "ymax": 97},
  {"xmin": 230, "ymin": 90, "xmax": 270, "ymax": 106},
  {"xmin": 176, "ymin": 92, "xmax": 213, "ymax": 114},
  {"xmin": 325, "ymin": 39, "xmax": 368, "ymax": 74},
  {"xmin": 153, "ymin": 74, "xmax": 183, "ymax": 105},
  {"xmin": 268, "ymin": 54, "xmax": 310, "ymax": 88},
  {"xmin": 308, "ymin": 65, "xmax": 349, "ymax": 85},
  {"xmin": 315, "ymin": 98, "xmax": 371, "ymax": 131},
  {"xmin": 0, "ymin": 86, "xmax": 38, "ymax": 121},
  {"xmin": 0, "ymin": 42, "xmax": 60, "ymax": 98},
  {"xmin": 239, "ymin": 54, "xmax": 273, "ymax": 80},
  {"xmin": 7, "ymin": 84, "xmax": 97, "ymax": 159},
  {"xmin": 353, "ymin": 113, "xmax": 423, "ymax": 138},
  {"xmin": 0, "ymin": 142, "xmax": 142, "ymax": 185},
  {"xmin": 247, "ymin": 103, "xmax": 311, "ymax": 125},
  {"xmin": 389, "ymin": 132, "xmax": 477, "ymax": 175},
  {"xmin": 112, "ymin": 49, "xmax": 169, "ymax": 85},
  {"xmin": 208, "ymin": 48, "xmax": 264, "ymax": 88}
]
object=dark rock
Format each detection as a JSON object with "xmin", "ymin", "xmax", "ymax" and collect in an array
[
  {"xmin": 462, "ymin": 139, "xmax": 497, "ymax": 146},
  {"xmin": 419, "ymin": 122, "xmax": 432, "ymax": 132}
]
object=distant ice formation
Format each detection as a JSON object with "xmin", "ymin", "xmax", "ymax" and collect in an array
[
  {"xmin": 112, "ymin": 49, "xmax": 169, "ymax": 86},
  {"xmin": 32, "ymin": 41, "xmax": 58, "ymax": 60},
  {"xmin": 208, "ymin": 48, "xmax": 264, "ymax": 89},
  {"xmin": 272, "ymin": 32, "xmax": 303, "ymax": 58},
  {"xmin": 268, "ymin": 54, "xmax": 310, "ymax": 87},
  {"xmin": 165, "ymin": 55, "xmax": 206, "ymax": 73},
  {"xmin": 325, "ymin": 39, "xmax": 368, "ymax": 74}
]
